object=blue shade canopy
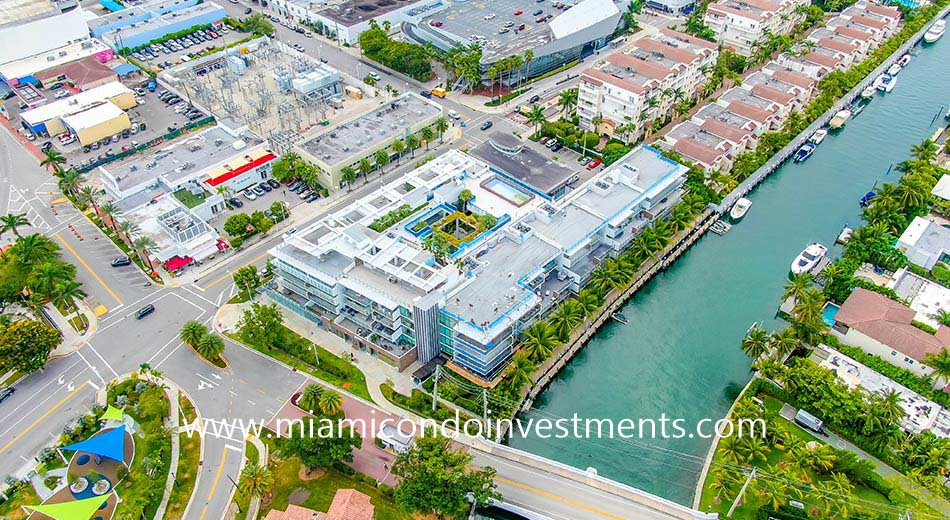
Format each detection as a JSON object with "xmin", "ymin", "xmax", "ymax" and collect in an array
[
  {"xmin": 111, "ymin": 63, "xmax": 140, "ymax": 76},
  {"xmin": 60, "ymin": 425, "xmax": 126, "ymax": 463},
  {"xmin": 99, "ymin": 0, "xmax": 125, "ymax": 12}
]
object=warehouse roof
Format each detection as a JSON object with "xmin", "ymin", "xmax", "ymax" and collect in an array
[
  {"xmin": 21, "ymin": 81, "xmax": 132, "ymax": 125},
  {"xmin": 35, "ymin": 55, "xmax": 117, "ymax": 87},
  {"xmin": 61, "ymin": 102, "xmax": 125, "ymax": 131}
]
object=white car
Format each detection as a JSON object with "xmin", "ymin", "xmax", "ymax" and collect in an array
[
  {"xmin": 243, "ymin": 189, "xmax": 257, "ymax": 201},
  {"xmin": 54, "ymin": 90, "xmax": 71, "ymax": 99},
  {"xmin": 484, "ymin": 13, "xmax": 496, "ymax": 20}
]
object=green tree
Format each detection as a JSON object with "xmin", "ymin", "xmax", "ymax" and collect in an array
[
  {"xmin": 196, "ymin": 333, "xmax": 225, "ymax": 361},
  {"xmin": 741, "ymin": 326, "xmax": 770, "ymax": 360},
  {"xmin": 249, "ymin": 211, "xmax": 275, "ymax": 234},
  {"xmin": 51, "ymin": 280, "xmax": 85, "ymax": 319},
  {"xmin": 406, "ymin": 134, "xmax": 421, "ymax": 157},
  {"xmin": 298, "ymin": 384, "xmax": 323, "ymax": 413},
  {"xmin": 421, "ymin": 126, "xmax": 434, "ymax": 149},
  {"xmin": 224, "ymin": 213, "xmax": 252, "ymax": 237},
  {"xmin": 29, "ymin": 261, "xmax": 75, "ymax": 300},
  {"xmin": 457, "ymin": 189, "xmax": 473, "ymax": 213},
  {"xmin": 435, "ymin": 116, "xmax": 449, "ymax": 143},
  {"xmin": 284, "ymin": 425, "xmax": 362, "ymax": 469},
  {"xmin": 233, "ymin": 265, "xmax": 260, "ymax": 301},
  {"xmin": 924, "ymin": 348, "xmax": 950, "ymax": 382},
  {"xmin": 391, "ymin": 139, "xmax": 406, "ymax": 164},
  {"xmin": 239, "ymin": 302, "xmax": 284, "ymax": 349},
  {"xmin": 180, "ymin": 320, "xmax": 208, "ymax": 348},
  {"xmin": 10, "ymin": 234, "xmax": 59, "ymax": 266},
  {"xmin": 341, "ymin": 166, "xmax": 357, "ymax": 191},
  {"xmin": 238, "ymin": 463, "xmax": 273, "ymax": 500},
  {"xmin": 133, "ymin": 236, "xmax": 157, "ymax": 273},
  {"xmin": 521, "ymin": 321, "xmax": 559, "ymax": 362},
  {"xmin": 0, "ymin": 319, "xmax": 61, "ymax": 373},
  {"xmin": 318, "ymin": 389, "xmax": 343, "ymax": 415},
  {"xmin": 392, "ymin": 433, "xmax": 499, "ymax": 519},
  {"xmin": 40, "ymin": 149, "xmax": 66, "ymax": 173},
  {"xmin": 781, "ymin": 272, "xmax": 814, "ymax": 303},
  {"xmin": 549, "ymin": 299, "xmax": 584, "ymax": 341},
  {"xmin": 527, "ymin": 105, "xmax": 546, "ymax": 134},
  {"xmin": 374, "ymin": 148, "xmax": 390, "ymax": 176},
  {"xmin": 358, "ymin": 157, "xmax": 373, "ymax": 183},
  {"xmin": 242, "ymin": 13, "xmax": 275, "ymax": 36},
  {"xmin": 502, "ymin": 351, "xmax": 535, "ymax": 390},
  {"xmin": 558, "ymin": 88, "xmax": 578, "ymax": 115},
  {"xmin": 57, "ymin": 169, "xmax": 84, "ymax": 197}
]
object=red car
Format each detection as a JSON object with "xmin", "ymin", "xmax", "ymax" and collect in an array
[
  {"xmin": 587, "ymin": 158, "xmax": 602, "ymax": 169},
  {"xmin": 536, "ymin": 17, "xmax": 546, "ymax": 23},
  {"xmin": 432, "ymin": 21, "xmax": 443, "ymax": 27},
  {"xmin": 514, "ymin": 9, "xmax": 523, "ymax": 14}
]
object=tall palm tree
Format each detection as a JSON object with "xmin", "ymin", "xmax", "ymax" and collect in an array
[
  {"xmin": 298, "ymin": 384, "xmax": 323, "ymax": 413},
  {"xmin": 741, "ymin": 326, "xmax": 770, "ymax": 360},
  {"xmin": 98, "ymin": 202, "xmax": 120, "ymax": 232},
  {"xmin": 76, "ymin": 186, "xmax": 99, "ymax": 214},
  {"xmin": 391, "ymin": 139, "xmax": 406, "ymax": 164},
  {"xmin": 527, "ymin": 105, "xmax": 546, "ymax": 134},
  {"xmin": 575, "ymin": 289, "xmax": 601, "ymax": 319},
  {"xmin": 358, "ymin": 158, "xmax": 372, "ymax": 184},
  {"xmin": 117, "ymin": 220, "xmax": 139, "ymax": 248},
  {"xmin": 40, "ymin": 149, "xmax": 66, "ymax": 173},
  {"xmin": 504, "ymin": 351, "xmax": 535, "ymax": 390},
  {"xmin": 911, "ymin": 139, "xmax": 939, "ymax": 165},
  {"xmin": 57, "ymin": 169, "xmax": 84, "ymax": 197},
  {"xmin": 781, "ymin": 273, "xmax": 813, "ymax": 303},
  {"xmin": 12, "ymin": 233, "xmax": 59, "ymax": 265},
  {"xmin": 924, "ymin": 348, "xmax": 950, "ymax": 383},
  {"xmin": 792, "ymin": 288, "xmax": 826, "ymax": 344},
  {"xmin": 52, "ymin": 280, "xmax": 85, "ymax": 316},
  {"xmin": 196, "ymin": 333, "xmax": 225, "ymax": 361},
  {"xmin": 374, "ymin": 149, "xmax": 390, "ymax": 176},
  {"xmin": 29, "ymin": 261, "xmax": 74, "ymax": 299},
  {"xmin": 0, "ymin": 213, "xmax": 30, "ymax": 239},
  {"xmin": 522, "ymin": 321, "xmax": 559, "ymax": 362},
  {"xmin": 421, "ymin": 126, "xmax": 434, "ymax": 150},
  {"xmin": 590, "ymin": 257, "xmax": 634, "ymax": 293},
  {"xmin": 877, "ymin": 388, "xmax": 904, "ymax": 424},
  {"xmin": 341, "ymin": 166, "xmax": 357, "ymax": 191},
  {"xmin": 238, "ymin": 463, "xmax": 273, "ymax": 500},
  {"xmin": 768, "ymin": 328, "xmax": 799, "ymax": 359},
  {"xmin": 435, "ymin": 116, "xmax": 448, "ymax": 143},
  {"xmin": 558, "ymin": 89, "xmax": 578, "ymax": 115},
  {"xmin": 318, "ymin": 389, "xmax": 343, "ymax": 416},
  {"xmin": 549, "ymin": 299, "xmax": 584, "ymax": 341},
  {"xmin": 133, "ymin": 236, "xmax": 157, "ymax": 274},
  {"xmin": 405, "ymin": 134, "xmax": 420, "ymax": 158},
  {"xmin": 180, "ymin": 320, "xmax": 208, "ymax": 347}
]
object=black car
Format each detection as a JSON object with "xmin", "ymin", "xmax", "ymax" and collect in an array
[
  {"xmin": 228, "ymin": 197, "xmax": 243, "ymax": 208},
  {"xmin": 304, "ymin": 192, "xmax": 320, "ymax": 203},
  {"xmin": 529, "ymin": 95, "xmax": 541, "ymax": 103},
  {"xmin": 259, "ymin": 183, "xmax": 273, "ymax": 192},
  {"xmin": 419, "ymin": 90, "xmax": 432, "ymax": 98},
  {"xmin": 480, "ymin": 121, "xmax": 493, "ymax": 131},
  {"xmin": 551, "ymin": 142, "xmax": 562, "ymax": 152},
  {"xmin": 287, "ymin": 180, "xmax": 302, "ymax": 191},
  {"xmin": 0, "ymin": 387, "xmax": 14, "ymax": 404},
  {"xmin": 110, "ymin": 257, "xmax": 132, "ymax": 267},
  {"xmin": 244, "ymin": 7, "xmax": 252, "ymax": 13},
  {"xmin": 135, "ymin": 304, "xmax": 155, "ymax": 319},
  {"xmin": 41, "ymin": 141, "xmax": 53, "ymax": 151},
  {"xmin": 291, "ymin": 183, "xmax": 308, "ymax": 193},
  {"xmin": 267, "ymin": 179, "xmax": 280, "ymax": 189},
  {"xmin": 533, "ymin": 9, "xmax": 543, "ymax": 15}
]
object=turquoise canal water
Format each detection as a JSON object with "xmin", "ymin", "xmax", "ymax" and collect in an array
[{"xmin": 509, "ymin": 36, "xmax": 950, "ymax": 505}]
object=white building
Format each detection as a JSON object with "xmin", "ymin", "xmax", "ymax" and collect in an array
[
  {"xmin": 0, "ymin": 1, "xmax": 90, "ymax": 68},
  {"xmin": 270, "ymin": 0, "xmax": 444, "ymax": 45},
  {"xmin": 897, "ymin": 216, "xmax": 950, "ymax": 271},
  {"xmin": 703, "ymin": 0, "xmax": 809, "ymax": 56},
  {"xmin": 578, "ymin": 29, "xmax": 718, "ymax": 141}
]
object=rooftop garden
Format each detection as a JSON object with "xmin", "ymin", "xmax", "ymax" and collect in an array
[
  {"xmin": 368, "ymin": 203, "xmax": 427, "ymax": 233},
  {"xmin": 172, "ymin": 188, "xmax": 208, "ymax": 209}
]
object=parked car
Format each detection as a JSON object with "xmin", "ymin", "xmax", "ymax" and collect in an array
[
  {"xmin": 252, "ymin": 185, "xmax": 266, "ymax": 196},
  {"xmin": 259, "ymin": 183, "xmax": 272, "ymax": 192},
  {"xmin": 0, "ymin": 387, "xmax": 14, "ymax": 404},
  {"xmin": 419, "ymin": 90, "xmax": 432, "ymax": 98},
  {"xmin": 243, "ymin": 189, "xmax": 257, "ymax": 200},
  {"xmin": 135, "ymin": 304, "xmax": 156, "ymax": 319},
  {"xmin": 304, "ymin": 192, "xmax": 320, "ymax": 203},
  {"xmin": 529, "ymin": 95, "xmax": 541, "ymax": 103},
  {"xmin": 40, "ymin": 141, "xmax": 53, "ymax": 151},
  {"xmin": 580, "ymin": 156, "xmax": 592, "ymax": 165},
  {"xmin": 228, "ymin": 197, "xmax": 243, "ymax": 208},
  {"xmin": 267, "ymin": 179, "xmax": 280, "ymax": 189},
  {"xmin": 298, "ymin": 189, "xmax": 313, "ymax": 199},
  {"xmin": 587, "ymin": 158, "xmax": 602, "ymax": 169},
  {"xmin": 54, "ymin": 90, "xmax": 70, "ymax": 99},
  {"xmin": 550, "ymin": 142, "xmax": 562, "ymax": 152},
  {"xmin": 111, "ymin": 257, "xmax": 132, "ymax": 267},
  {"xmin": 533, "ymin": 9, "xmax": 543, "ymax": 15},
  {"xmin": 287, "ymin": 180, "xmax": 302, "ymax": 191}
]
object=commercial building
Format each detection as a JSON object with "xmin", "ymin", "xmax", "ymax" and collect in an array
[
  {"xmin": 99, "ymin": 125, "xmax": 276, "ymax": 220},
  {"xmin": 831, "ymin": 288, "xmax": 948, "ymax": 378},
  {"xmin": 268, "ymin": 146, "xmax": 688, "ymax": 380},
  {"xmin": 405, "ymin": 0, "xmax": 622, "ymax": 85},
  {"xmin": 19, "ymin": 80, "xmax": 136, "ymax": 137},
  {"xmin": 295, "ymin": 92, "xmax": 442, "ymax": 191},
  {"xmin": 703, "ymin": 0, "xmax": 809, "ymax": 56},
  {"xmin": 896, "ymin": 216, "xmax": 950, "ymax": 271},
  {"xmin": 0, "ymin": 0, "xmax": 89, "ymax": 69},
  {"xmin": 645, "ymin": 0, "xmax": 698, "ymax": 15},
  {"xmin": 0, "ymin": 38, "xmax": 115, "ymax": 87},
  {"xmin": 33, "ymin": 55, "xmax": 120, "ymax": 91},
  {"xmin": 471, "ymin": 130, "xmax": 579, "ymax": 201},
  {"xmin": 578, "ymin": 29, "xmax": 718, "ymax": 141},
  {"xmin": 89, "ymin": 0, "xmax": 226, "ymax": 50},
  {"xmin": 271, "ymin": 0, "xmax": 445, "ymax": 45},
  {"xmin": 61, "ymin": 101, "xmax": 130, "ymax": 145}
]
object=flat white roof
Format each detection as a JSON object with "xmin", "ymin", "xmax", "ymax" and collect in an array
[
  {"xmin": 899, "ymin": 216, "xmax": 930, "ymax": 248},
  {"xmin": 933, "ymin": 174, "xmax": 950, "ymax": 201},
  {"xmin": 61, "ymin": 102, "xmax": 125, "ymax": 130},
  {"xmin": 0, "ymin": 38, "xmax": 110, "ymax": 80},
  {"xmin": 549, "ymin": 0, "xmax": 619, "ymax": 39},
  {"xmin": 21, "ymin": 81, "xmax": 132, "ymax": 125}
]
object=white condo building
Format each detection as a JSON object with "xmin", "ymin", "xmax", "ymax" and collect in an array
[{"xmin": 703, "ymin": 0, "xmax": 810, "ymax": 56}]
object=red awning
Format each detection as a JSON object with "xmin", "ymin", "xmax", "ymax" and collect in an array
[
  {"xmin": 163, "ymin": 255, "xmax": 192, "ymax": 271},
  {"xmin": 205, "ymin": 153, "xmax": 277, "ymax": 187},
  {"xmin": 216, "ymin": 239, "xmax": 230, "ymax": 251}
]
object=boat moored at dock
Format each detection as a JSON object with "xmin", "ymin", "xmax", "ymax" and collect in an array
[
  {"xmin": 809, "ymin": 128, "xmax": 828, "ymax": 144},
  {"xmin": 791, "ymin": 243, "xmax": 828, "ymax": 274},
  {"xmin": 794, "ymin": 142, "xmax": 816, "ymax": 162},
  {"xmin": 829, "ymin": 109, "xmax": 851, "ymax": 129},
  {"xmin": 924, "ymin": 19, "xmax": 946, "ymax": 43},
  {"xmin": 877, "ymin": 74, "xmax": 897, "ymax": 92},
  {"xmin": 729, "ymin": 197, "xmax": 752, "ymax": 221}
]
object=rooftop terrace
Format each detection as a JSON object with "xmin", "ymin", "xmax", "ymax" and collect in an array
[{"xmin": 471, "ymin": 131, "xmax": 578, "ymax": 197}]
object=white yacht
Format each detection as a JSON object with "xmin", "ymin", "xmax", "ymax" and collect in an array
[
  {"xmin": 877, "ymin": 74, "xmax": 897, "ymax": 93},
  {"xmin": 924, "ymin": 19, "xmax": 946, "ymax": 43},
  {"xmin": 861, "ymin": 85, "xmax": 877, "ymax": 98},
  {"xmin": 829, "ymin": 109, "xmax": 851, "ymax": 129},
  {"xmin": 791, "ymin": 243, "xmax": 828, "ymax": 274},
  {"xmin": 809, "ymin": 128, "xmax": 828, "ymax": 144},
  {"xmin": 729, "ymin": 197, "xmax": 752, "ymax": 221},
  {"xmin": 897, "ymin": 54, "xmax": 911, "ymax": 67},
  {"xmin": 887, "ymin": 63, "xmax": 902, "ymax": 76}
]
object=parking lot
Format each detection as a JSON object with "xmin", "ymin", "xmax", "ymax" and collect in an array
[
  {"xmin": 126, "ymin": 25, "xmax": 241, "ymax": 73},
  {"xmin": 206, "ymin": 178, "xmax": 316, "ymax": 238}
]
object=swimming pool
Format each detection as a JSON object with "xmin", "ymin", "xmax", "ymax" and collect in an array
[
  {"xmin": 822, "ymin": 303, "xmax": 840, "ymax": 328},
  {"xmin": 481, "ymin": 177, "xmax": 534, "ymax": 207}
]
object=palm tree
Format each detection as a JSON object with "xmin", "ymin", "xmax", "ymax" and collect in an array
[
  {"xmin": 781, "ymin": 273, "xmax": 813, "ymax": 303},
  {"xmin": 318, "ymin": 389, "xmax": 343, "ymax": 415},
  {"xmin": 98, "ymin": 202, "xmax": 120, "ymax": 232},
  {"xmin": 57, "ymin": 169, "xmax": 84, "ymax": 197},
  {"xmin": 924, "ymin": 348, "xmax": 950, "ymax": 383},
  {"xmin": 791, "ymin": 289, "xmax": 826, "ymax": 344},
  {"xmin": 558, "ymin": 89, "xmax": 578, "ymax": 115},
  {"xmin": 0, "ymin": 213, "xmax": 30, "ymax": 239},
  {"xmin": 133, "ymin": 236, "xmax": 157, "ymax": 274},
  {"xmin": 877, "ymin": 388, "xmax": 904, "ymax": 424},
  {"xmin": 29, "ymin": 261, "xmax": 74, "ymax": 299},
  {"xmin": 754, "ymin": 475, "xmax": 789, "ymax": 512},
  {"xmin": 238, "ymin": 463, "xmax": 273, "ymax": 500},
  {"xmin": 549, "ymin": 299, "xmax": 584, "ymax": 341},
  {"xmin": 40, "ymin": 149, "xmax": 66, "ymax": 173},
  {"xmin": 358, "ymin": 158, "xmax": 372, "ymax": 184},
  {"xmin": 374, "ymin": 149, "xmax": 390, "ymax": 176},
  {"xmin": 391, "ymin": 139, "xmax": 406, "ymax": 163},
  {"xmin": 504, "ymin": 351, "xmax": 535, "ymax": 389},
  {"xmin": 52, "ymin": 280, "xmax": 85, "ymax": 318},
  {"xmin": 576, "ymin": 289, "xmax": 601, "ymax": 319},
  {"xmin": 196, "ymin": 333, "xmax": 225, "ymax": 361},
  {"xmin": 527, "ymin": 105, "xmax": 546, "ymax": 134},
  {"xmin": 12, "ymin": 234, "xmax": 59, "ymax": 265},
  {"xmin": 740, "ymin": 436, "xmax": 771, "ymax": 464},
  {"xmin": 298, "ymin": 384, "xmax": 323, "ymax": 413},
  {"xmin": 405, "ymin": 134, "xmax": 420, "ymax": 157},
  {"xmin": 521, "ymin": 321, "xmax": 559, "ymax": 362},
  {"xmin": 421, "ymin": 126, "xmax": 434, "ymax": 150},
  {"xmin": 717, "ymin": 436, "xmax": 743, "ymax": 464},
  {"xmin": 77, "ymin": 186, "xmax": 98, "ymax": 213},
  {"xmin": 769, "ymin": 328, "xmax": 799, "ymax": 359},
  {"xmin": 117, "ymin": 220, "xmax": 139, "ymax": 248},
  {"xmin": 590, "ymin": 257, "xmax": 634, "ymax": 293},
  {"xmin": 741, "ymin": 326, "xmax": 770, "ymax": 360},
  {"xmin": 435, "ymin": 116, "xmax": 448, "ymax": 143},
  {"xmin": 341, "ymin": 166, "xmax": 357, "ymax": 191},
  {"xmin": 911, "ymin": 139, "xmax": 939, "ymax": 164},
  {"xmin": 667, "ymin": 205, "xmax": 693, "ymax": 233},
  {"xmin": 180, "ymin": 320, "xmax": 208, "ymax": 348}
]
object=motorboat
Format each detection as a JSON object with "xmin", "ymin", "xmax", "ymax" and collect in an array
[
  {"xmin": 877, "ymin": 74, "xmax": 897, "ymax": 93},
  {"xmin": 809, "ymin": 128, "xmax": 828, "ymax": 144},
  {"xmin": 794, "ymin": 142, "xmax": 816, "ymax": 162},
  {"xmin": 612, "ymin": 313, "xmax": 629, "ymax": 325},
  {"xmin": 851, "ymin": 99, "xmax": 867, "ymax": 117},
  {"xmin": 886, "ymin": 63, "xmax": 902, "ymax": 76},
  {"xmin": 836, "ymin": 226, "xmax": 853, "ymax": 245},
  {"xmin": 859, "ymin": 190, "xmax": 876, "ymax": 207},
  {"xmin": 729, "ymin": 197, "xmax": 752, "ymax": 221},
  {"xmin": 897, "ymin": 54, "xmax": 911, "ymax": 67},
  {"xmin": 829, "ymin": 109, "xmax": 851, "ymax": 129},
  {"xmin": 861, "ymin": 85, "xmax": 877, "ymax": 99},
  {"xmin": 924, "ymin": 19, "xmax": 946, "ymax": 43},
  {"xmin": 871, "ymin": 74, "xmax": 887, "ymax": 90},
  {"xmin": 791, "ymin": 243, "xmax": 828, "ymax": 274}
]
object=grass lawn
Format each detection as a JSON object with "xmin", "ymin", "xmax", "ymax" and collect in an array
[
  {"xmin": 261, "ymin": 456, "xmax": 408, "ymax": 520},
  {"xmin": 0, "ymin": 483, "xmax": 41, "ymax": 520},
  {"xmin": 67, "ymin": 314, "xmax": 87, "ymax": 333},
  {"xmin": 227, "ymin": 326, "xmax": 371, "ymax": 402},
  {"xmin": 179, "ymin": 394, "xmax": 197, "ymax": 424},
  {"xmin": 233, "ymin": 439, "xmax": 261, "ymax": 520},
  {"xmin": 164, "ymin": 431, "xmax": 201, "ymax": 520},
  {"xmin": 173, "ymin": 188, "xmax": 208, "ymax": 209}
]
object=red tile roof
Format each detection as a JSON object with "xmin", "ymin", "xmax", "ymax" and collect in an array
[
  {"xmin": 263, "ymin": 504, "xmax": 321, "ymax": 520},
  {"xmin": 609, "ymin": 53, "xmax": 674, "ymax": 81},
  {"xmin": 701, "ymin": 118, "xmax": 751, "ymax": 143},
  {"xmin": 672, "ymin": 137, "xmax": 729, "ymax": 166},
  {"xmin": 771, "ymin": 69, "xmax": 816, "ymax": 88},
  {"xmin": 727, "ymin": 101, "xmax": 773, "ymax": 123},
  {"xmin": 325, "ymin": 489, "xmax": 374, "ymax": 520},
  {"xmin": 863, "ymin": 3, "xmax": 901, "ymax": 19},
  {"xmin": 834, "ymin": 26, "xmax": 872, "ymax": 41},
  {"xmin": 34, "ymin": 56, "xmax": 117, "ymax": 88},
  {"xmin": 804, "ymin": 51, "xmax": 842, "ymax": 68},
  {"xmin": 851, "ymin": 15, "xmax": 887, "ymax": 29},
  {"xmin": 818, "ymin": 37, "xmax": 858, "ymax": 54},
  {"xmin": 835, "ymin": 288, "xmax": 950, "ymax": 362},
  {"xmin": 750, "ymin": 84, "xmax": 794, "ymax": 105}
]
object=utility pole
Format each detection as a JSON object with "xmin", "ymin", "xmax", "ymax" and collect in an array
[
  {"xmin": 728, "ymin": 468, "xmax": 756, "ymax": 518},
  {"xmin": 431, "ymin": 365, "xmax": 440, "ymax": 411}
]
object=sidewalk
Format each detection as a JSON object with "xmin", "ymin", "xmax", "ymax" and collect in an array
[{"xmin": 45, "ymin": 300, "xmax": 99, "ymax": 358}]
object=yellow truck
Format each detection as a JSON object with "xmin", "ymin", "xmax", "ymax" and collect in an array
[{"xmin": 430, "ymin": 87, "xmax": 447, "ymax": 98}]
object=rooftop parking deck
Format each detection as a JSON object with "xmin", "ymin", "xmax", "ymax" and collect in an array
[{"xmin": 471, "ymin": 132, "xmax": 578, "ymax": 198}]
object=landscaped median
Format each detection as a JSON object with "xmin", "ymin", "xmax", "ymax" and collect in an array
[{"xmin": 163, "ymin": 393, "xmax": 202, "ymax": 520}]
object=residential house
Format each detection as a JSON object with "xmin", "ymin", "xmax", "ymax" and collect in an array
[{"xmin": 896, "ymin": 216, "xmax": 950, "ymax": 271}]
